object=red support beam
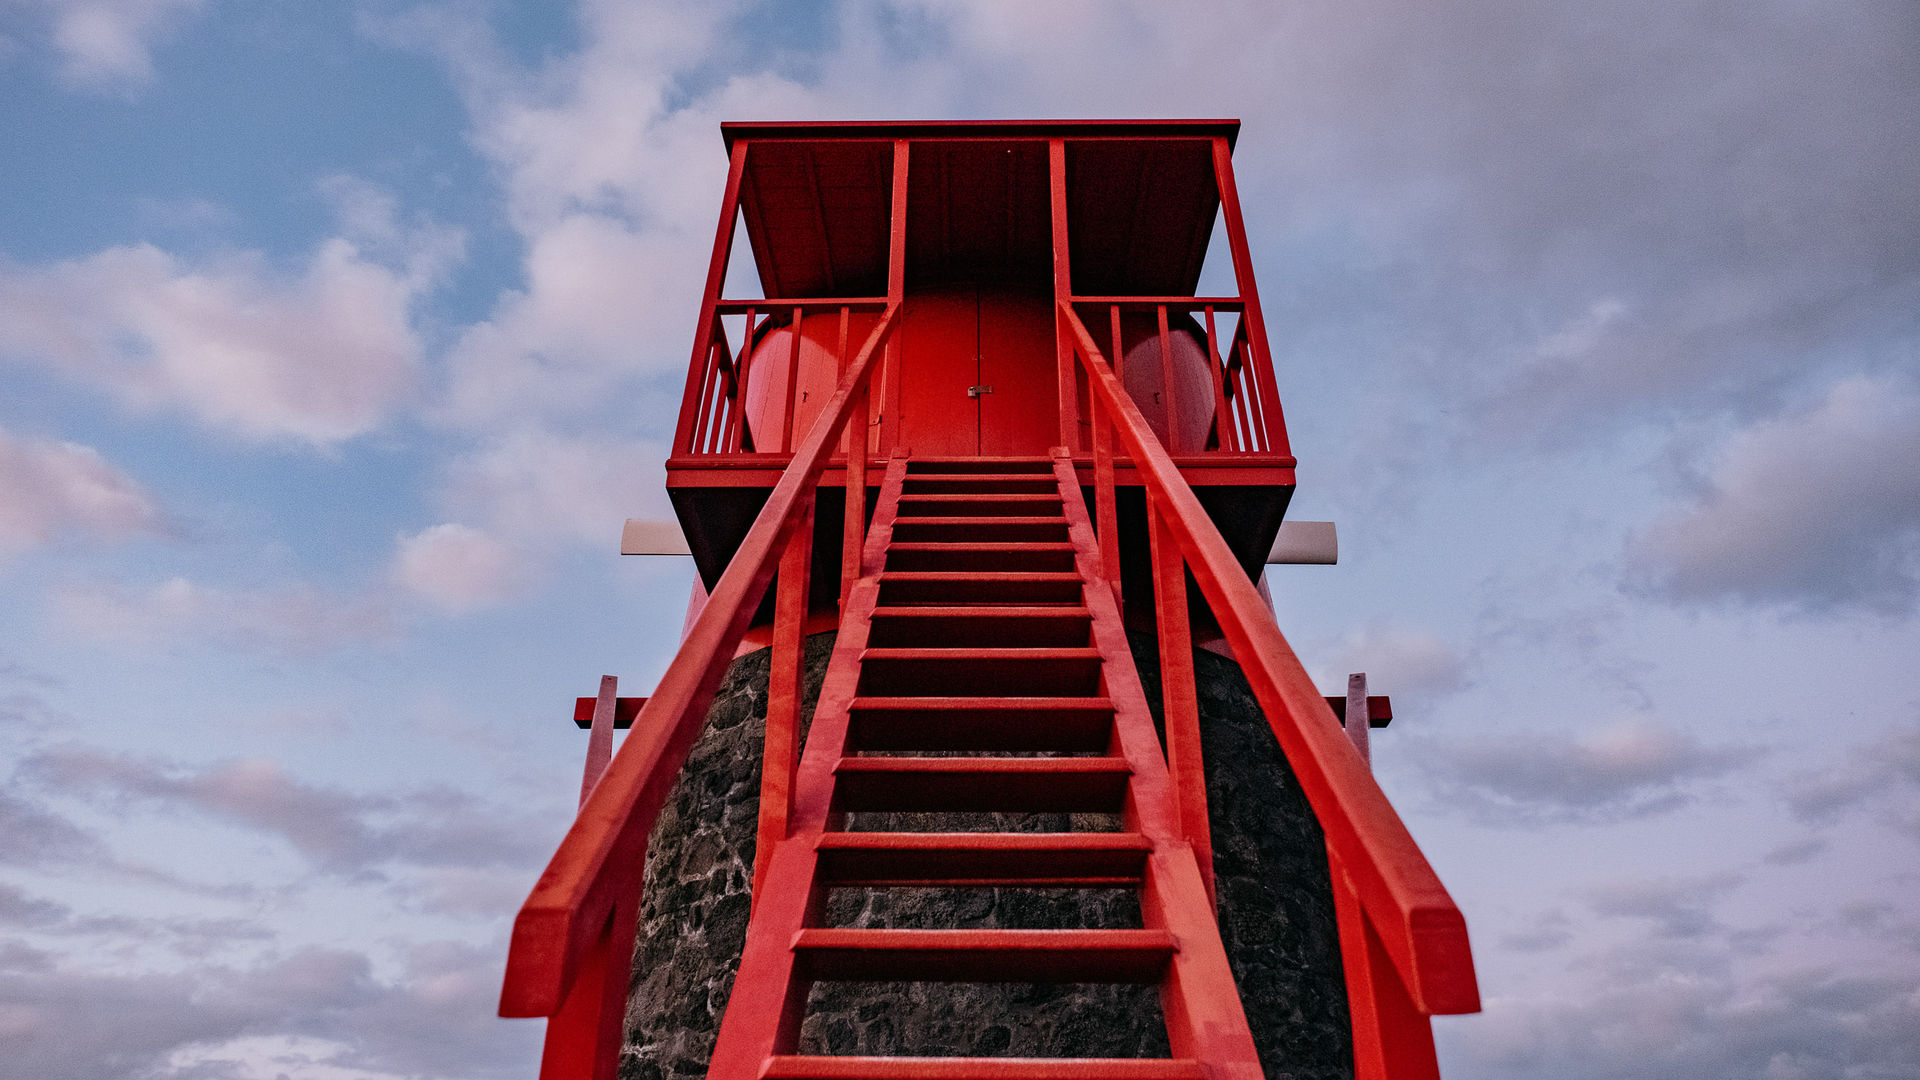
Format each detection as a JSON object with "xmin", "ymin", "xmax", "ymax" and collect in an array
[
  {"xmin": 756, "ymin": 497, "xmax": 814, "ymax": 903},
  {"xmin": 1148, "ymin": 495, "xmax": 1213, "ymax": 906}
]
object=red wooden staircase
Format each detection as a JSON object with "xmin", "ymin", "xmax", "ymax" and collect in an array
[
  {"xmin": 709, "ymin": 452, "xmax": 1262, "ymax": 1080},
  {"xmin": 499, "ymin": 302, "xmax": 1477, "ymax": 1080}
]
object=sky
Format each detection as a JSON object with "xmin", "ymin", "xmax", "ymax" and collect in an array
[{"xmin": 0, "ymin": 1, "xmax": 1917, "ymax": 1077}]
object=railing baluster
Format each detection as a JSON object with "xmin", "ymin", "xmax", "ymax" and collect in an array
[
  {"xmin": 1091, "ymin": 349, "xmax": 1120, "ymax": 606},
  {"xmin": 755, "ymin": 496, "xmax": 813, "ymax": 907},
  {"xmin": 691, "ymin": 335, "xmax": 719, "ymax": 455},
  {"xmin": 733, "ymin": 309, "xmax": 757, "ymax": 453},
  {"xmin": 840, "ymin": 305, "xmax": 865, "ymax": 609},
  {"xmin": 1236, "ymin": 326, "xmax": 1270, "ymax": 453},
  {"xmin": 1148, "ymin": 494, "xmax": 1213, "ymax": 906},
  {"xmin": 781, "ymin": 305, "xmax": 803, "ymax": 453},
  {"xmin": 1156, "ymin": 303, "xmax": 1179, "ymax": 454},
  {"xmin": 1202, "ymin": 305, "xmax": 1235, "ymax": 452},
  {"xmin": 534, "ymin": 891, "xmax": 639, "ymax": 1080}
]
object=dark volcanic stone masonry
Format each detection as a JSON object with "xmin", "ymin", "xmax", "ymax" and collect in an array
[{"xmin": 619, "ymin": 632, "xmax": 1352, "ymax": 1080}]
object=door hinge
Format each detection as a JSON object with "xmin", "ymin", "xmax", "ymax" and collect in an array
[{"xmin": 967, "ymin": 385, "xmax": 994, "ymax": 397}]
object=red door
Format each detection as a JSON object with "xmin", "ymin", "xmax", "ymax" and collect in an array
[{"xmin": 897, "ymin": 285, "xmax": 1055, "ymax": 456}]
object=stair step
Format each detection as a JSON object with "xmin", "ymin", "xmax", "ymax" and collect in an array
[
  {"xmin": 866, "ymin": 606, "xmax": 1091, "ymax": 649},
  {"xmin": 858, "ymin": 647, "xmax": 1103, "ymax": 697},
  {"xmin": 898, "ymin": 494, "xmax": 1063, "ymax": 517},
  {"xmin": 848, "ymin": 697, "xmax": 1115, "ymax": 753},
  {"xmin": 907, "ymin": 458, "xmax": 1055, "ymax": 474},
  {"xmin": 764, "ymin": 1059, "xmax": 1205, "ymax": 1080},
  {"xmin": 890, "ymin": 518, "xmax": 1069, "ymax": 544},
  {"xmin": 834, "ymin": 756, "xmax": 1131, "ymax": 812},
  {"xmin": 878, "ymin": 572, "xmax": 1083, "ymax": 606},
  {"xmin": 792, "ymin": 928, "xmax": 1175, "ymax": 983},
  {"xmin": 815, "ymin": 832, "xmax": 1152, "ymax": 886},
  {"xmin": 885, "ymin": 542, "xmax": 1078, "ymax": 573},
  {"xmin": 901, "ymin": 475, "xmax": 1061, "ymax": 495}
]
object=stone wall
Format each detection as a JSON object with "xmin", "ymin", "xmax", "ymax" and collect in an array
[{"xmin": 619, "ymin": 632, "xmax": 1351, "ymax": 1080}]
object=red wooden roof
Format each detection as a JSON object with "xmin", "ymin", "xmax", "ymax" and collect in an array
[{"xmin": 725, "ymin": 120, "xmax": 1236, "ymax": 299}]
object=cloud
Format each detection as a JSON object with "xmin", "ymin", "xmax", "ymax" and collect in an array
[
  {"xmin": 442, "ymin": 428, "xmax": 667, "ymax": 547},
  {"xmin": 390, "ymin": 523, "xmax": 520, "ymax": 613},
  {"xmin": 51, "ymin": 575, "xmax": 395, "ymax": 656},
  {"xmin": 1629, "ymin": 376, "xmax": 1920, "ymax": 614},
  {"xmin": 1783, "ymin": 719, "xmax": 1920, "ymax": 838},
  {"xmin": 1311, "ymin": 621, "xmax": 1468, "ymax": 701},
  {"xmin": 20, "ymin": 746, "xmax": 546, "ymax": 878},
  {"xmin": 0, "ymin": 942, "xmax": 536, "ymax": 1080},
  {"xmin": 1587, "ymin": 872, "xmax": 1744, "ymax": 939},
  {"xmin": 1421, "ymin": 718, "xmax": 1758, "ymax": 823},
  {"xmin": 0, "ymin": 178, "xmax": 457, "ymax": 445},
  {"xmin": 0, "ymin": 425, "xmax": 162, "ymax": 556},
  {"xmin": 2, "ymin": 0, "xmax": 208, "ymax": 88},
  {"xmin": 0, "ymin": 788, "xmax": 106, "ymax": 867}
]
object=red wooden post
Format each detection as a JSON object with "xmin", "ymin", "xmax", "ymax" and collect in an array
[
  {"xmin": 731, "ymin": 308, "xmax": 757, "ymax": 453},
  {"xmin": 755, "ymin": 496, "xmax": 814, "ymax": 903},
  {"xmin": 839, "ymin": 305, "xmax": 865, "ymax": 609},
  {"xmin": 780, "ymin": 305, "xmax": 803, "ymax": 452},
  {"xmin": 1331, "ymin": 851, "xmax": 1443, "ymax": 1080},
  {"xmin": 1156, "ymin": 303, "xmax": 1179, "ymax": 453},
  {"xmin": 580, "ymin": 675, "xmax": 617, "ymax": 808},
  {"xmin": 674, "ymin": 140, "xmax": 748, "ymax": 456},
  {"xmin": 1203, "ymin": 306, "xmax": 1235, "ymax": 451},
  {"xmin": 1049, "ymin": 138, "xmax": 1080, "ymax": 449},
  {"xmin": 881, "ymin": 139, "xmax": 909, "ymax": 455},
  {"xmin": 1091, "ymin": 372, "xmax": 1121, "ymax": 604},
  {"xmin": 535, "ymin": 890, "xmax": 640, "ymax": 1080},
  {"xmin": 1210, "ymin": 136, "xmax": 1291, "ymax": 459},
  {"xmin": 1148, "ymin": 493, "xmax": 1213, "ymax": 906}
]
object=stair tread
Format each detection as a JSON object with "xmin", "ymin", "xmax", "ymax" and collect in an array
[
  {"xmin": 792, "ymin": 928, "xmax": 1176, "ymax": 983},
  {"xmin": 884, "ymin": 542, "xmax": 1079, "ymax": 551},
  {"xmin": 837, "ymin": 756, "xmax": 1130, "ymax": 774},
  {"xmin": 850, "ymin": 696, "xmax": 1114, "ymax": 710},
  {"xmin": 861, "ymin": 647, "xmax": 1103, "ymax": 660},
  {"xmin": 869, "ymin": 606, "xmax": 1091, "ymax": 618},
  {"xmin": 817, "ymin": 832, "xmax": 1153, "ymax": 853},
  {"xmin": 880, "ymin": 571, "xmax": 1081, "ymax": 580},
  {"xmin": 892, "ymin": 516, "xmax": 1067, "ymax": 525},
  {"xmin": 762, "ymin": 1057, "xmax": 1207, "ymax": 1080}
]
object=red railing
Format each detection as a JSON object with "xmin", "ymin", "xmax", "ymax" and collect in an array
[
  {"xmin": 500, "ymin": 303, "xmax": 900, "ymax": 1080},
  {"xmin": 1060, "ymin": 299, "xmax": 1478, "ymax": 1079},
  {"xmin": 682, "ymin": 299, "xmax": 889, "ymax": 456},
  {"xmin": 1066, "ymin": 297, "xmax": 1290, "ymax": 458}
]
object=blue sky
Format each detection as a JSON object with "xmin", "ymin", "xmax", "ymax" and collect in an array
[{"xmin": 2, "ymin": 2, "xmax": 1917, "ymax": 1077}]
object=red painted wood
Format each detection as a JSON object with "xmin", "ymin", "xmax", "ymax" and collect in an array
[
  {"xmin": 756, "ymin": 496, "xmax": 814, "ymax": 905},
  {"xmin": 898, "ymin": 287, "xmax": 978, "ymax": 456},
  {"xmin": 533, "ymin": 891, "xmax": 638, "ymax": 1080},
  {"xmin": 1209, "ymin": 138, "xmax": 1291, "ymax": 460},
  {"xmin": 1326, "ymin": 695, "xmax": 1394, "ymax": 728},
  {"xmin": 571, "ymin": 696, "xmax": 645, "ymax": 729},
  {"xmin": 846, "ymin": 696, "xmax": 1115, "ymax": 754},
  {"xmin": 794, "ymin": 928, "xmax": 1176, "ymax": 983},
  {"xmin": 832, "ymin": 755, "xmax": 1132, "ymax": 813},
  {"xmin": 762, "ymin": 1057, "xmax": 1208, "ymax": 1080},
  {"xmin": 979, "ymin": 289, "xmax": 1060, "ymax": 456},
  {"xmin": 499, "ymin": 304, "xmax": 899, "ymax": 1021},
  {"xmin": 1148, "ymin": 497, "xmax": 1214, "ymax": 907},
  {"xmin": 675, "ymin": 140, "xmax": 748, "ymax": 456},
  {"xmin": 1059, "ymin": 302, "xmax": 1479, "ymax": 1016},
  {"xmin": 813, "ymin": 831, "xmax": 1153, "ymax": 886}
]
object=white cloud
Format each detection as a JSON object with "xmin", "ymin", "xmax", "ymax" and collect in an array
[
  {"xmin": 443, "ymin": 428, "xmax": 667, "ymax": 548},
  {"xmin": 7, "ymin": 0, "xmax": 208, "ymax": 87},
  {"xmin": 0, "ymin": 178, "xmax": 456, "ymax": 446},
  {"xmin": 52, "ymin": 576, "xmax": 393, "ymax": 656},
  {"xmin": 1630, "ymin": 375, "xmax": 1920, "ymax": 614},
  {"xmin": 1421, "ymin": 717, "xmax": 1759, "ymax": 823},
  {"xmin": 0, "ymin": 425, "xmax": 161, "ymax": 555},
  {"xmin": 0, "ymin": 240, "xmax": 424, "ymax": 445},
  {"xmin": 1311, "ymin": 620, "xmax": 1467, "ymax": 701},
  {"xmin": 390, "ymin": 524, "xmax": 518, "ymax": 613}
]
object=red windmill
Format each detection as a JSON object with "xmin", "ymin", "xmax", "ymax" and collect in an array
[{"xmin": 501, "ymin": 120, "xmax": 1479, "ymax": 1080}]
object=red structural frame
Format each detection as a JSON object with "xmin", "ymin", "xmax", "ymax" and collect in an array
[{"xmin": 502, "ymin": 120, "xmax": 1477, "ymax": 1080}]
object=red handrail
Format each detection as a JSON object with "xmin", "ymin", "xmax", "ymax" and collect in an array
[
  {"xmin": 501, "ymin": 302, "xmax": 900, "ymax": 1021},
  {"xmin": 1059, "ymin": 300, "xmax": 1479, "ymax": 1017}
]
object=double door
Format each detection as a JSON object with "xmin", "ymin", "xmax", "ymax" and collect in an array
[{"xmin": 895, "ymin": 285, "xmax": 1057, "ymax": 456}]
